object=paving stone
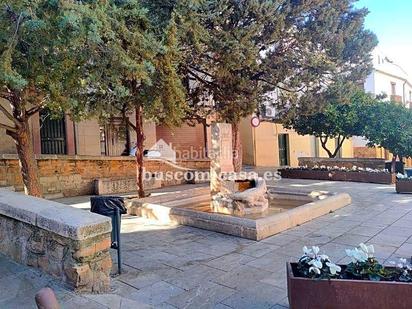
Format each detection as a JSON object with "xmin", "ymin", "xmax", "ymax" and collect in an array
[
  {"xmin": 167, "ymin": 281, "xmax": 236, "ymax": 309},
  {"xmin": 319, "ymin": 243, "xmax": 350, "ymax": 261},
  {"xmin": 164, "ymin": 264, "xmax": 226, "ymax": 290},
  {"xmin": 214, "ymin": 304, "xmax": 233, "ymax": 309},
  {"xmin": 236, "ymin": 242, "xmax": 280, "ymax": 258},
  {"xmin": 59, "ymin": 296, "xmax": 108, "ymax": 309},
  {"xmin": 332, "ymin": 233, "xmax": 371, "ymax": 246},
  {"xmin": 117, "ymin": 264, "xmax": 182, "ymax": 289},
  {"xmin": 123, "ymin": 281, "xmax": 185, "ymax": 306},
  {"xmin": 221, "ymin": 282, "xmax": 286, "ymax": 309},
  {"xmin": 365, "ymin": 243, "xmax": 398, "ymax": 259},
  {"xmin": 380, "ymin": 226, "xmax": 412, "ymax": 238},
  {"xmin": 259, "ymin": 268, "xmax": 288, "ymax": 290},
  {"xmin": 394, "ymin": 242, "xmax": 412, "ymax": 256},
  {"xmin": 212, "ymin": 265, "xmax": 273, "ymax": 289},
  {"xmin": 83, "ymin": 293, "xmax": 123, "ymax": 309},
  {"xmin": 261, "ymin": 234, "xmax": 300, "ymax": 247},
  {"xmin": 0, "ymin": 254, "xmax": 26, "ymax": 279},
  {"xmin": 350, "ymin": 225, "xmax": 384, "ymax": 237},
  {"xmin": 279, "ymin": 239, "xmax": 314, "ymax": 258},
  {"xmin": 204, "ymin": 253, "xmax": 256, "ymax": 271},
  {"xmin": 245, "ymin": 253, "xmax": 293, "ymax": 273},
  {"xmin": 301, "ymin": 232, "xmax": 333, "ymax": 245},
  {"xmin": 369, "ymin": 233, "xmax": 409, "ymax": 247}
]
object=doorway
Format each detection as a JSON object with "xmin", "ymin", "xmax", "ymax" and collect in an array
[{"xmin": 278, "ymin": 134, "xmax": 290, "ymax": 166}]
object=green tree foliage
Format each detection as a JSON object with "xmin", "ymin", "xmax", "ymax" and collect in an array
[
  {"xmin": 0, "ymin": 0, "xmax": 99, "ymax": 196},
  {"xmin": 362, "ymin": 100, "xmax": 412, "ymax": 164},
  {"xmin": 285, "ymin": 89, "xmax": 374, "ymax": 158},
  {"xmin": 77, "ymin": 1, "xmax": 187, "ymax": 197},
  {"xmin": 170, "ymin": 0, "xmax": 377, "ymax": 170}
]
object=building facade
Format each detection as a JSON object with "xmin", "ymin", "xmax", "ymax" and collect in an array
[
  {"xmin": 240, "ymin": 116, "xmax": 354, "ymax": 167},
  {"xmin": 0, "ymin": 101, "xmax": 209, "ymax": 160},
  {"xmin": 354, "ymin": 49, "xmax": 412, "ymax": 161}
]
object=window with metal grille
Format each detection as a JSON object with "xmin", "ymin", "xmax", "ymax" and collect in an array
[{"xmin": 40, "ymin": 110, "xmax": 67, "ymax": 155}]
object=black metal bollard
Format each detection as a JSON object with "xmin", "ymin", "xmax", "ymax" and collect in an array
[{"xmin": 90, "ymin": 196, "xmax": 126, "ymax": 274}]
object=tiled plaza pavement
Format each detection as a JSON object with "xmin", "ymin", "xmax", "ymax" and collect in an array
[{"xmin": 2, "ymin": 179, "xmax": 412, "ymax": 308}]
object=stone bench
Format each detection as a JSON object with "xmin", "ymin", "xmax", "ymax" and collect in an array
[
  {"xmin": 94, "ymin": 177, "xmax": 162, "ymax": 195},
  {"xmin": 0, "ymin": 189, "xmax": 112, "ymax": 293}
]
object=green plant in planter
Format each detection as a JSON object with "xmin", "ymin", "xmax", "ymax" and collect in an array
[
  {"xmin": 297, "ymin": 243, "xmax": 412, "ymax": 282},
  {"xmin": 344, "ymin": 244, "xmax": 397, "ymax": 281},
  {"xmin": 393, "ymin": 258, "xmax": 412, "ymax": 282},
  {"xmin": 297, "ymin": 246, "xmax": 341, "ymax": 279}
]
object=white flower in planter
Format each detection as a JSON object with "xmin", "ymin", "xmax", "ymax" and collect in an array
[
  {"xmin": 397, "ymin": 258, "xmax": 408, "ymax": 269},
  {"xmin": 308, "ymin": 258, "xmax": 323, "ymax": 269},
  {"xmin": 346, "ymin": 248, "xmax": 368, "ymax": 263},
  {"xmin": 309, "ymin": 266, "xmax": 321, "ymax": 275},
  {"xmin": 351, "ymin": 165, "xmax": 358, "ymax": 171},
  {"xmin": 359, "ymin": 243, "xmax": 375, "ymax": 258},
  {"xmin": 397, "ymin": 173, "xmax": 407, "ymax": 179},
  {"xmin": 319, "ymin": 254, "xmax": 329, "ymax": 261},
  {"xmin": 326, "ymin": 262, "xmax": 341, "ymax": 275},
  {"xmin": 302, "ymin": 246, "xmax": 322, "ymax": 259},
  {"xmin": 303, "ymin": 246, "xmax": 312, "ymax": 255}
]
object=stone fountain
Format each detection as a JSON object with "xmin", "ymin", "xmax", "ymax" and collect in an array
[
  {"xmin": 209, "ymin": 123, "xmax": 269, "ymax": 216},
  {"xmin": 126, "ymin": 122, "xmax": 352, "ymax": 240}
]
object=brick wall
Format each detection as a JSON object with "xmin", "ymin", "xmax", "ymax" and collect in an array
[
  {"xmin": 353, "ymin": 146, "xmax": 380, "ymax": 159},
  {"xmin": 156, "ymin": 123, "xmax": 207, "ymax": 159},
  {"xmin": 0, "ymin": 155, "xmax": 210, "ymax": 198}
]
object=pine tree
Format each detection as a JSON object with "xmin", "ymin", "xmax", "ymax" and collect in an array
[
  {"xmin": 0, "ymin": 1, "xmax": 100, "ymax": 196},
  {"xmin": 175, "ymin": 0, "xmax": 377, "ymax": 171},
  {"xmin": 78, "ymin": 1, "xmax": 187, "ymax": 198}
]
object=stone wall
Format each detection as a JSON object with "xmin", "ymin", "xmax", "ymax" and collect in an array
[
  {"xmin": 298, "ymin": 157, "xmax": 386, "ymax": 170},
  {"xmin": 0, "ymin": 155, "xmax": 210, "ymax": 198},
  {"xmin": 0, "ymin": 189, "xmax": 112, "ymax": 292}
]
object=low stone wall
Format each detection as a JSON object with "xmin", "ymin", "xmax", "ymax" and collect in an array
[
  {"xmin": 0, "ymin": 189, "xmax": 112, "ymax": 292},
  {"xmin": 298, "ymin": 157, "xmax": 386, "ymax": 170},
  {"xmin": 0, "ymin": 154, "xmax": 210, "ymax": 198}
]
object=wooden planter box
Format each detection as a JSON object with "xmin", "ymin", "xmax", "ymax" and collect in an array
[
  {"xmin": 279, "ymin": 169, "xmax": 395, "ymax": 184},
  {"xmin": 396, "ymin": 180, "xmax": 412, "ymax": 194},
  {"xmin": 287, "ymin": 263, "xmax": 412, "ymax": 309}
]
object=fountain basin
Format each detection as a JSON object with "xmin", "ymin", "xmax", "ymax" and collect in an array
[{"xmin": 126, "ymin": 187, "xmax": 351, "ymax": 240}]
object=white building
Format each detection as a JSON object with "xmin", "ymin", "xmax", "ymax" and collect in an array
[
  {"xmin": 353, "ymin": 49, "xmax": 412, "ymax": 157},
  {"xmin": 364, "ymin": 49, "xmax": 412, "ymax": 108}
]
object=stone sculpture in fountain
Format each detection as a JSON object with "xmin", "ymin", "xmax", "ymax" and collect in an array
[{"xmin": 209, "ymin": 123, "xmax": 269, "ymax": 216}]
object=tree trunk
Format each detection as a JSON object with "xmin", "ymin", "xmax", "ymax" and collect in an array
[
  {"xmin": 319, "ymin": 136, "xmax": 334, "ymax": 158},
  {"xmin": 135, "ymin": 106, "xmax": 145, "ymax": 198},
  {"xmin": 7, "ymin": 121, "xmax": 42, "ymax": 197},
  {"xmin": 331, "ymin": 136, "xmax": 346, "ymax": 158},
  {"xmin": 121, "ymin": 109, "xmax": 131, "ymax": 156},
  {"xmin": 391, "ymin": 155, "xmax": 397, "ymax": 174},
  {"xmin": 399, "ymin": 156, "xmax": 405, "ymax": 174},
  {"xmin": 232, "ymin": 122, "xmax": 242, "ymax": 172}
]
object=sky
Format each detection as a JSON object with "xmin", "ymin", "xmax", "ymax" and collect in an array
[{"xmin": 355, "ymin": 0, "xmax": 412, "ymax": 76}]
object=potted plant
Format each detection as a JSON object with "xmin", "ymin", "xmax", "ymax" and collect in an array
[
  {"xmin": 396, "ymin": 173, "xmax": 412, "ymax": 194},
  {"xmin": 287, "ymin": 244, "xmax": 412, "ymax": 309}
]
